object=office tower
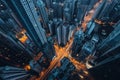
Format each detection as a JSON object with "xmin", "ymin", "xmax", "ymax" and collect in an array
[
  {"xmin": 42, "ymin": 42, "xmax": 55, "ymax": 60},
  {"xmin": 85, "ymin": 20, "xmax": 95, "ymax": 36},
  {"xmin": 76, "ymin": 34, "xmax": 99, "ymax": 64},
  {"xmin": 89, "ymin": 28, "xmax": 120, "ymax": 80},
  {"xmin": 0, "ymin": 35, "xmax": 32, "ymax": 67},
  {"xmin": 29, "ymin": 60, "xmax": 42, "ymax": 74},
  {"xmin": 109, "ymin": 0, "xmax": 120, "ymax": 22},
  {"xmin": 91, "ymin": 34, "xmax": 99, "ymax": 44},
  {"xmin": 71, "ymin": 29, "xmax": 85, "ymax": 58},
  {"xmin": 62, "ymin": 23, "xmax": 69, "ymax": 46},
  {"xmin": 0, "ymin": 0, "xmax": 37, "ymax": 58},
  {"xmin": 93, "ymin": 0, "xmax": 120, "ymax": 22},
  {"xmin": 92, "ymin": 0, "xmax": 106, "ymax": 20},
  {"xmin": 0, "ymin": 66, "xmax": 30, "ymax": 80},
  {"xmin": 57, "ymin": 24, "xmax": 62, "ymax": 45},
  {"xmin": 63, "ymin": 0, "xmax": 77, "ymax": 22},
  {"xmin": 29, "ymin": 53, "xmax": 51, "ymax": 75},
  {"xmin": 52, "ymin": 18, "xmax": 62, "ymax": 36},
  {"xmin": 63, "ymin": 7, "xmax": 71, "ymax": 22},
  {"xmin": 48, "ymin": 8, "xmax": 54, "ymax": 19},
  {"xmin": 37, "ymin": 53, "xmax": 51, "ymax": 69},
  {"xmin": 97, "ymin": 20, "xmax": 120, "ymax": 57},
  {"xmin": 67, "ymin": 0, "xmax": 77, "ymax": 17},
  {"xmin": 52, "ymin": 2, "xmax": 59, "ymax": 18},
  {"xmin": 75, "ymin": 0, "xmax": 95, "ymax": 23},
  {"xmin": 89, "ymin": 55, "xmax": 120, "ymax": 80},
  {"xmin": 1, "ymin": 0, "xmax": 44, "ymax": 55},
  {"xmin": 89, "ymin": 37, "xmax": 120, "ymax": 80},
  {"xmin": 36, "ymin": 0, "xmax": 49, "ymax": 32},
  {"xmin": 79, "ymin": 40, "xmax": 96, "ymax": 61},
  {"xmin": 56, "ymin": 22, "xmax": 69, "ymax": 46},
  {"xmin": 5, "ymin": 0, "xmax": 47, "ymax": 48},
  {"xmin": 88, "ymin": 21, "xmax": 120, "ymax": 67},
  {"xmin": 48, "ymin": 19, "xmax": 62, "ymax": 36},
  {"xmin": 49, "ymin": 18, "xmax": 62, "ymax": 36},
  {"xmin": 77, "ymin": 34, "xmax": 99, "ymax": 62},
  {"xmin": 57, "ymin": 2, "xmax": 64, "ymax": 18},
  {"xmin": 98, "ymin": 0, "xmax": 115, "ymax": 21},
  {"xmin": 0, "ymin": 17, "xmax": 35, "ymax": 56},
  {"xmin": 20, "ymin": 0, "xmax": 47, "ymax": 44},
  {"xmin": 48, "ymin": 20, "xmax": 54, "ymax": 35},
  {"xmin": 42, "ymin": 0, "xmax": 52, "ymax": 9},
  {"xmin": 75, "ymin": 0, "xmax": 83, "ymax": 23},
  {"xmin": 51, "ymin": 1, "xmax": 63, "ymax": 19}
]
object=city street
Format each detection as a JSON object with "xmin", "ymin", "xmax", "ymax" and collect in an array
[{"xmin": 36, "ymin": 37, "xmax": 88, "ymax": 80}]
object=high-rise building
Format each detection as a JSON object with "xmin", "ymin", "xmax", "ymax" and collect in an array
[
  {"xmin": 85, "ymin": 20, "xmax": 96, "ymax": 36},
  {"xmin": 48, "ymin": 20, "xmax": 54, "ymax": 35},
  {"xmin": 71, "ymin": 29, "xmax": 85, "ymax": 58},
  {"xmin": 0, "ymin": 66, "xmax": 30, "ymax": 80},
  {"xmin": 56, "ymin": 22, "xmax": 70, "ymax": 46},
  {"xmin": 63, "ymin": 0, "xmax": 77, "ymax": 22},
  {"xmin": 93, "ymin": 0, "xmax": 120, "ymax": 22},
  {"xmin": 87, "ymin": 20, "xmax": 120, "ymax": 70},
  {"xmin": 97, "ymin": 20, "xmax": 120, "ymax": 57},
  {"xmin": 42, "ymin": 42, "xmax": 55, "ymax": 60},
  {"xmin": 48, "ymin": 8, "xmax": 54, "ymax": 19},
  {"xmin": 109, "ymin": 0, "xmax": 120, "ymax": 22},
  {"xmin": 36, "ymin": 0, "xmax": 49, "ymax": 32},
  {"xmin": 79, "ymin": 40, "xmax": 96, "ymax": 61},
  {"xmin": 62, "ymin": 23, "xmax": 69, "ymax": 45},
  {"xmin": 5, "ymin": 0, "xmax": 47, "ymax": 48},
  {"xmin": 0, "ymin": 32, "xmax": 32, "ymax": 67},
  {"xmin": 89, "ymin": 54, "xmax": 120, "ymax": 80},
  {"xmin": 75, "ymin": 0, "xmax": 83, "ymax": 23},
  {"xmin": 74, "ymin": 0, "xmax": 98, "ymax": 23},
  {"xmin": 0, "ymin": 0, "xmax": 37, "ymax": 57},
  {"xmin": 52, "ymin": 2, "xmax": 59, "ymax": 18},
  {"xmin": 57, "ymin": 2, "xmax": 64, "ymax": 18},
  {"xmin": 57, "ymin": 24, "xmax": 62, "ymax": 45},
  {"xmin": 63, "ymin": 7, "xmax": 71, "ymax": 22},
  {"xmin": 42, "ymin": 0, "xmax": 52, "ymax": 9}
]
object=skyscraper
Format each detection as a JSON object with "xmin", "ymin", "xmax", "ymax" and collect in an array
[
  {"xmin": 42, "ymin": 0, "xmax": 52, "ymax": 9},
  {"xmin": 89, "ymin": 54, "xmax": 120, "ymax": 80},
  {"xmin": 85, "ymin": 20, "xmax": 96, "ymax": 36},
  {"xmin": 56, "ymin": 22, "xmax": 70, "ymax": 46},
  {"xmin": 63, "ymin": 7, "xmax": 71, "ymax": 22},
  {"xmin": 36, "ymin": 0, "xmax": 49, "ymax": 32},
  {"xmin": 62, "ymin": 23, "xmax": 69, "ymax": 46},
  {"xmin": 0, "ymin": 31, "xmax": 32, "ymax": 67},
  {"xmin": 0, "ymin": 0, "xmax": 37, "ymax": 57},
  {"xmin": 87, "ymin": 20, "xmax": 120, "ymax": 70},
  {"xmin": 97, "ymin": 20, "xmax": 120, "ymax": 57},
  {"xmin": 5, "ymin": 0, "xmax": 47, "ymax": 48},
  {"xmin": 71, "ymin": 29, "xmax": 85, "ymax": 58},
  {"xmin": 0, "ymin": 66, "xmax": 30, "ymax": 80},
  {"xmin": 57, "ymin": 24, "xmax": 62, "ymax": 45},
  {"xmin": 93, "ymin": 0, "xmax": 120, "ymax": 22},
  {"xmin": 79, "ymin": 40, "xmax": 96, "ymax": 61},
  {"xmin": 63, "ymin": 0, "xmax": 77, "ymax": 22}
]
